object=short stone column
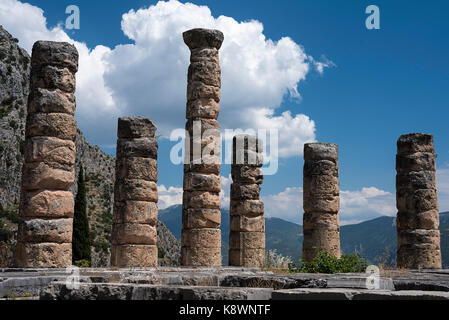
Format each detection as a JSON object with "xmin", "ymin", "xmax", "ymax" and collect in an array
[
  {"xmin": 181, "ymin": 28, "xmax": 224, "ymax": 266},
  {"xmin": 15, "ymin": 41, "xmax": 78, "ymax": 268},
  {"xmin": 396, "ymin": 133, "xmax": 442, "ymax": 269},
  {"xmin": 229, "ymin": 135, "xmax": 265, "ymax": 267},
  {"xmin": 111, "ymin": 117, "xmax": 159, "ymax": 267},
  {"xmin": 302, "ymin": 143, "xmax": 341, "ymax": 262}
]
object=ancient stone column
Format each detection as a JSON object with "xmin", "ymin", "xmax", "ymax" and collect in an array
[
  {"xmin": 111, "ymin": 117, "xmax": 159, "ymax": 267},
  {"xmin": 229, "ymin": 135, "xmax": 265, "ymax": 267},
  {"xmin": 181, "ymin": 28, "xmax": 224, "ymax": 266},
  {"xmin": 302, "ymin": 143, "xmax": 341, "ymax": 262},
  {"xmin": 396, "ymin": 133, "xmax": 442, "ymax": 269},
  {"xmin": 15, "ymin": 41, "xmax": 78, "ymax": 268}
]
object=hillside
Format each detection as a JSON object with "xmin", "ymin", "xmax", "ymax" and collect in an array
[{"xmin": 0, "ymin": 25, "xmax": 179, "ymax": 267}]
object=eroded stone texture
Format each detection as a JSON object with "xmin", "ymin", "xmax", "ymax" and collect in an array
[
  {"xmin": 302, "ymin": 143, "xmax": 341, "ymax": 262},
  {"xmin": 15, "ymin": 41, "xmax": 78, "ymax": 268},
  {"xmin": 181, "ymin": 29, "xmax": 224, "ymax": 267},
  {"xmin": 229, "ymin": 134, "xmax": 265, "ymax": 267},
  {"xmin": 111, "ymin": 117, "xmax": 159, "ymax": 267},
  {"xmin": 396, "ymin": 133, "xmax": 442, "ymax": 269}
]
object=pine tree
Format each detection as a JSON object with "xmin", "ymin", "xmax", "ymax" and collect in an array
[{"xmin": 72, "ymin": 165, "xmax": 91, "ymax": 265}]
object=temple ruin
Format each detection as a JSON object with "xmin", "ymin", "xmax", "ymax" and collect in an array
[
  {"xmin": 111, "ymin": 117, "xmax": 159, "ymax": 267},
  {"xmin": 15, "ymin": 41, "xmax": 79, "ymax": 267},
  {"xmin": 181, "ymin": 28, "xmax": 224, "ymax": 266},
  {"xmin": 396, "ymin": 133, "xmax": 442, "ymax": 269},
  {"xmin": 302, "ymin": 143, "xmax": 341, "ymax": 261},
  {"xmin": 229, "ymin": 134, "xmax": 265, "ymax": 267}
]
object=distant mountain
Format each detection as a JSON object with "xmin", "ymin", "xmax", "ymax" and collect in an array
[{"xmin": 159, "ymin": 205, "xmax": 449, "ymax": 267}]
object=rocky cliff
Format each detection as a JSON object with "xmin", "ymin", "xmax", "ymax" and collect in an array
[{"xmin": 0, "ymin": 25, "xmax": 180, "ymax": 267}]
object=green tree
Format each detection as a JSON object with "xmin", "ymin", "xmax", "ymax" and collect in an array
[{"xmin": 72, "ymin": 166, "xmax": 91, "ymax": 265}]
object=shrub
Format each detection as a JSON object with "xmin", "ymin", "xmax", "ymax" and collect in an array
[
  {"xmin": 288, "ymin": 248, "xmax": 368, "ymax": 274},
  {"xmin": 74, "ymin": 259, "xmax": 91, "ymax": 268},
  {"xmin": 265, "ymin": 249, "xmax": 293, "ymax": 270}
]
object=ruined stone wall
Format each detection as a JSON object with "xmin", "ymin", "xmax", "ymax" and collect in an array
[
  {"xmin": 15, "ymin": 41, "xmax": 78, "ymax": 267},
  {"xmin": 181, "ymin": 29, "xmax": 224, "ymax": 266},
  {"xmin": 303, "ymin": 143, "xmax": 341, "ymax": 262},
  {"xmin": 229, "ymin": 135, "xmax": 265, "ymax": 267},
  {"xmin": 111, "ymin": 117, "xmax": 159, "ymax": 267},
  {"xmin": 396, "ymin": 133, "xmax": 442, "ymax": 269}
]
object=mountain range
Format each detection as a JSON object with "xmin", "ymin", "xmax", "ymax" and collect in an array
[{"xmin": 159, "ymin": 204, "xmax": 449, "ymax": 267}]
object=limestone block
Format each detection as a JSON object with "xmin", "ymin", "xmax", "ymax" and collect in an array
[
  {"xmin": 303, "ymin": 194, "xmax": 340, "ymax": 213},
  {"xmin": 230, "ymin": 183, "xmax": 260, "ymax": 200},
  {"xmin": 397, "ymin": 229, "xmax": 441, "ymax": 247},
  {"xmin": 186, "ymin": 98, "xmax": 220, "ymax": 119},
  {"xmin": 181, "ymin": 228, "xmax": 221, "ymax": 248},
  {"xmin": 303, "ymin": 175, "xmax": 339, "ymax": 196},
  {"xmin": 228, "ymin": 248, "xmax": 265, "ymax": 267},
  {"xmin": 24, "ymin": 136, "xmax": 75, "ymax": 171},
  {"xmin": 304, "ymin": 143, "xmax": 338, "ymax": 162},
  {"xmin": 188, "ymin": 61, "xmax": 221, "ymax": 87},
  {"xmin": 231, "ymin": 166, "xmax": 263, "ymax": 184},
  {"xmin": 397, "ymin": 243, "xmax": 442, "ymax": 269},
  {"xmin": 396, "ymin": 210, "xmax": 439, "ymax": 230},
  {"xmin": 116, "ymin": 157, "xmax": 158, "ymax": 182},
  {"xmin": 112, "ymin": 223, "xmax": 157, "ymax": 245},
  {"xmin": 15, "ymin": 242, "xmax": 72, "ymax": 268},
  {"xmin": 117, "ymin": 117, "xmax": 157, "ymax": 139},
  {"xmin": 115, "ymin": 179, "xmax": 158, "ymax": 202},
  {"xmin": 18, "ymin": 218, "xmax": 72, "ymax": 243},
  {"xmin": 229, "ymin": 231, "xmax": 265, "ymax": 249},
  {"xmin": 26, "ymin": 113, "xmax": 77, "ymax": 141},
  {"xmin": 190, "ymin": 48, "xmax": 219, "ymax": 64},
  {"xmin": 116, "ymin": 138, "xmax": 158, "ymax": 160},
  {"xmin": 182, "ymin": 208, "xmax": 221, "ymax": 229},
  {"xmin": 31, "ymin": 41, "xmax": 79, "ymax": 72},
  {"xmin": 230, "ymin": 200, "xmax": 264, "ymax": 217},
  {"xmin": 183, "ymin": 173, "xmax": 220, "ymax": 192},
  {"xmin": 396, "ymin": 153, "xmax": 436, "ymax": 173},
  {"xmin": 230, "ymin": 215, "xmax": 265, "ymax": 233},
  {"xmin": 397, "ymin": 133, "xmax": 434, "ymax": 154},
  {"xmin": 113, "ymin": 201, "xmax": 158, "ymax": 225},
  {"xmin": 184, "ymin": 163, "xmax": 220, "ymax": 175},
  {"xmin": 183, "ymin": 191, "xmax": 220, "ymax": 209},
  {"xmin": 183, "ymin": 28, "xmax": 224, "ymax": 50},
  {"xmin": 31, "ymin": 65, "xmax": 75, "ymax": 92},
  {"xmin": 396, "ymin": 189, "xmax": 438, "ymax": 213},
  {"xmin": 304, "ymin": 160, "xmax": 338, "ymax": 177},
  {"xmin": 22, "ymin": 162, "xmax": 75, "ymax": 191},
  {"xmin": 28, "ymin": 88, "xmax": 76, "ymax": 115},
  {"xmin": 110, "ymin": 245, "xmax": 157, "ymax": 267},
  {"xmin": 20, "ymin": 190, "xmax": 74, "ymax": 218},
  {"xmin": 181, "ymin": 246, "xmax": 221, "ymax": 266},
  {"xmin": 302, "ymin": 212, "xmax": 340, "ymax": 231},
  {"xmin": 187, "ymin": 81, "xmax": 220, "ymax": 102},
  {"xmin": 396, "ymin": 171, "xmax": 436, "ymax": 191}
]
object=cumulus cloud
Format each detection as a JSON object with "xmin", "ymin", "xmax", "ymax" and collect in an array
[
  {"xmin": 158, "ymin": 184, "xmax": 183, "ymax": 209},
  {"xmin": 437, "ymin": 166, "xmax": 449, "ymax": 212},
  {"xmin": 263, "ymin": 186, "xmax": 395, "ymax": 225},
  {"xmin": 0, "ymin": 0, "xmax": 326, "ymax": 157}
]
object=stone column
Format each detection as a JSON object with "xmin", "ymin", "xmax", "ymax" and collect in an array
[
  {"xmin": 111, "ymin": 117, "xmax": 159, "ymax": 267},
  {"xmin": 181, "ymin": 28, "xmax": 224, "ymax": 266},
  {"xmin": 15, "ymin": 41, "xmax": 78, "ymax": 268},
  {"xmin": 302, "ymin": 143, "xmax": 341, "ymax": 262},
  {"xmin": 396, "ymin": 133, "xmax": 442, "ymax": 269},
  {"xmin": 229, "ymin": 135, "xmax": 265, "ymax": 267}
]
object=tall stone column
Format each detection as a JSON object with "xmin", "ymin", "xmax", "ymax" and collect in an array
[
  {"xmin": 229, "ymin": 135, "xmax": 265, "ymax": 267},
  {"xmin": 302, "ymin": 143, "xmax": 341, "ymax": 262},
  {"xmin": 396, "ymin": 133, "xmax": 442, "ymax": 269},
  {"xmin": 181, "ymin": 28, "xmax": 224, "ymax": 266},
  {"xmin": 111, "ymin": 117, "xmax": 159, "ymax": 267},
  {"xmin": 15, "ymin": 41, "xmax": 78, "ymax": 268}
]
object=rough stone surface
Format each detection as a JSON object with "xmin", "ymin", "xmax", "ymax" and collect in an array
[
  {"xmin": 303, "ymin": 143, "xmax": 341, "ymax": 261},
  {"xmin": 15, "ymin": 41, "xmax": 78, "ymax": 268},
  {"xmin": 229, "ymin": 135, "xmax": 265, "ymax": 267},
  {"xmin": 396, "ymin": 133, "xmax": 442, "ymax": 269},
  {"xmin": 111, "ymin": 117, "xmax": 159, "ymax": 267}
]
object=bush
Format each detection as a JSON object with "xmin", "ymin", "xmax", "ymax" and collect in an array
[
  {"xmin": 288, "ymin": 248, "xmax": 368, "ymax": 274},
  {"xmin": 74, "ymin": 259, "xmax": 91, "ymax": 268},
  {"xmin": 265, "ymin": 249, "xmax": 293, "ymax": 270}
]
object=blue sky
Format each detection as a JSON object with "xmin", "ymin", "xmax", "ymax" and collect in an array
[{"xmin": 2, "ymin": 0, "xmax": 449, "ymax": 224}]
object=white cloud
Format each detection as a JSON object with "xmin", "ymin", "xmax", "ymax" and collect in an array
[
  {"xmin": 220, "ymin": 174, "xmax": 232, "ymax": 209},
  {"xmin": 437, "ymin": 166, "xmax": 449, "ymax": 212},
  {"xmin": 262, "ymin": 186, "xmax": 395, "ymax": 225},
  {"xmin": 0, "ymin": 0, "xmax": 326, "ymax": 157},
  {"xmin": 157, "ymin": 184, "xmax": 183, "ymax": 209}
]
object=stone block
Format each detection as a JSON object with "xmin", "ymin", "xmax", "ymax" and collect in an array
[
  {"xmin": 22, "ymin": 162, "xmax": 75, "ymax": 191},
  {"xmin": 20, "ymin": 190, "xmax": 74, "ymax": 218},
  {"xmin": 181, "ymin": 246, "xmax": 221, "ymax": 266},
  {"xmin": 183, "ymin": 28, "xmax": 224, "ymax": 50},
  {"xmin": 28, "ymin": 88, "xmax": 76, "ymax": 115},
  {"xmin": 303, "ymin": 194, "xmax": 340, "ymax": 213},
  {"xmin": 187, "ymin": 81, "xmax": 220, "ymax": 102},
  {"xmin": 304, "ymin": 160, "xmax": 338, "ymax": 177},
  {"xmin": 228, "ymin": 248, "xmax": 265, "ymax": 267},
  {"xmin": 113, "ymin": 201, "xmax": 158, "ymax": 225},
  {"xmin": 230, "ymin": 215, "xmax": 265, "ymax": 232},
  {"xmin": 396, "ymin": 152, "xmax": 436, "ymax": 172},
  {"xmin": 116, "ymin": 157, "xmax": 158, "ymax": 182},
  {"xmin": 182, "ymin": 208, "xmax": 221, "ymax": 229},
  {"xmin": 183, "ymin": 191, "xmax": 220, "ymax": 209},
  {"xmin": 304, "ymin": 143, "xmax": 338, "ymax": 162},
  {"xmin": 396, "ymin": 210, "xmax": 439, "ymax": 230},
  {"xmin": 31, "ymin": 65, "xmax": 75, "ymax": 92},
  {"xmin": 230, "ymin": 183, "xmax": 260, "ymax": 200},
  {"xmin": 186, "ymin": 98, "xmax": 220, "ymax": 119},
  {"xmin": 396, "ymin": 189, "xmax": 438, "ymax": 213},
  {"xmin": 230, "ymin": 200, "xmax": 264, "ymax": 217},
  {"xmin": 112, "ymin": 223, "xmax": 157, "ymax": 245},
  {"xmin": 18, "ymin": 218, "xmax": 72, "ymax": 243},
  {"xmin": 115, "ymin": 179, "xmax": 158, "ymax": 202},
  {"xmin": 117, "ymin": 117, "xmax": 157, "ymax": 139},
  {"xmin": 181, "ymin": 228, "xmax": 221, "ymax": 248},
  {"xmin": 26, "ymin": 112, "xmax": 77, "ymax": 141},
  {"xmin": 24, "ymin": 136, "xmax": 75, "ymax": 171},
  {"xmin": 229, "ymin": 231, "xmax": 265, "ymax": 249},
  {"xmin": 188, "ymin": 61, "xmax": 221, "ymax": 87},
  {"xmin": 231, "ymin": 166, "xmax": 263, "ymax": 184},
  {"xmin": 31, "ymin": 41, "xmax": 79, "ymax": 72},
  {"xmin": 183, "ymin": 172, "xmax": 220, "ymax": 192},
  {"xmin": 303, "ymin": 175, "xmax": 339, "ymax": 196},
  {"xmin": 397, "ymin": 133, "xmax": 434, "ymax": 154},
  {"xmin": 15, "ymin": 242, "xmax": 72, "ymax": 268},
  {"xmin": 116, "ymin": 138, "xmax": 158, "ymax": 160},
  {"xmin": 110, "ymin": 244, "xmax": 158, "ymax": 267}
]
